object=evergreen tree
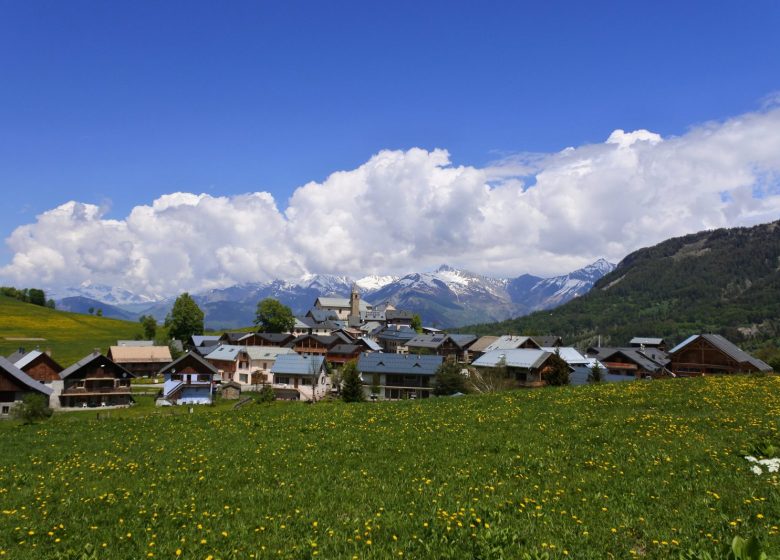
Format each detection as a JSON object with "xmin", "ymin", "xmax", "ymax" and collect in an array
[
  {"xmin": 433, "ymin": 360, "xmax": 467, "ymax": 396},
  {"xmin": 340, "ymin": 360, "xmax": 364, "ymax": 403},
  {"xmin": 545, "ymin": 351, "xmax": 571, "ymax": 386},
  {"xmin": 139, "ymin": 315, "xmax": 157, "ymax": 340},
  {"xmin": 165, "ymin": 293, "xmax": 204, "ymax": 341}
]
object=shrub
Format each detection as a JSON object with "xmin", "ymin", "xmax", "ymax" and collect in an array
[
  {"xmin": 11, "ymin": 393, "xmax": 53, "ymax": 424},
  {"xmin": 257, "ymin": 384, "xmax": 276, "ymax": 403}
]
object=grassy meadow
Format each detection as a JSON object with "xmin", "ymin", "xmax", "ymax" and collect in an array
[
  {"xmin": 1, "ymin": 376, "xmax": 779, "ymax": 559},
  {"xmin": 0, "ymin": 296, "xmax": 144, "ymax": 366}
]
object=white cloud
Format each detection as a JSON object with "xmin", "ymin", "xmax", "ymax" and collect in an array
[{"xmin": 3, "ymin": 106, "xmax": 780, "ymax": 296}]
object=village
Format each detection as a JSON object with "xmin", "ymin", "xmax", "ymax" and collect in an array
[{"xmin": 0, "ymin": 285, "xmax": 773, "ymax": 417}]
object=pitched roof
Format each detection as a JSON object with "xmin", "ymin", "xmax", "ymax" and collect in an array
[
  {"xmin": 108, "ymin": 346, "xmax": 172, "ymax": 363},
  {"xmin": 531, "ymin": 336, "xmax": 563, "ymax": 347},
  {"xmin": 160, "ymin": 351, "xmax": 220, "ymax": 375},
  {"xmin": 468, "ymin": 336, "xmax": 499, "ymax": 353},
  {"xmin": 307, "ymin": 308, "xmax": 339, "ymax": 323},
  {"xmin": 116, "ymin": 340, "xmax": 154, "ymax": 347},
  {"xmin": 541, "ymin": 347, "xmax": 590, "ymax": 365},
  {"xmin": 449, "ymin": 334, "xmax": 478, "ymax": 349},
  {"xmin": 244, "ymin": 346, "xmax": 296, "ymax": 360},
  {"xmin": 316, "ymin": 297, "xmax": 370, "ymax": 311},
  {"xmin": 328, "ymin": 344, "xmax": 362, "ymax": 356},
  {"xmin": 270, "ymin": 354, "xmax": 325, "ymax": 376},
  {"xmin": 10, "ymin": 349, "xmax": 43, "ymax": 370},
  {"xmin": 483, "ymin": 335, "xmax": 540, "ymax": 352},
  {"xmin": 190, "ymin": 335, "xmax": 221, "ymax": 347},
  {"xmin": 204, "ymin": 345, "xmax": 245, "ymax": 362},
  {"xmin": 358, "ymin": 337, "xmax": 383, "ymax": 352},
  {"xmin": 220, "ymin": 332, "xmax": 253, "ymax": 343},
  {"xmin": 60, "ymin": 352, "xmax": 135, "ymax": 379},
  {"xmin": 590, "ymin": 347, "xmax": 669, "ymax": 372},
  {"xmin": 406, "ymin": 333, "xmax": 451, "ymax": 349},
  {"xmin": 376, "ymin": 326, "xmax": 417, "ymax": 342},
  {"xmin": 0, "ymin": 356, "xmax": 52, "ymax": 395},
  {"xmin": 357, "ymin": 353, "xmax": 443, "ymax": 376},
  {"xmin": 255, "ymin": 332, "xmax": 296, "ymax": 344},
  {"xmin": 472, "ymin": 349, "xmax": 552, "ymax": 370},
  {"xmin": 669, "ymin": 334, "xmax": 772, "ymax": 371},
  {"xmin": 630, "ymin": 337, "xmax": 666, "ymax": 346}
]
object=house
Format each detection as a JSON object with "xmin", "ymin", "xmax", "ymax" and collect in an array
[
  {"xmin": 357, "ymin": 353, "xmax": 443, "ymax": 400},
  {"xmin": 58, "ymin": 352, "xmax": 135, "ymax": 408},
  {"xmin": 630, "ymin": 337, "xmax": 668, "ymax": 351},
  {"xmin": 539, "ymin": 347, "xmax": 620, "ymax": 385},
  {"xmin": 467, "ymin": 336, "xmax": 499, "ymax": 360},
  {"xmin": 158, "ymin": 352, "xmax": 218, "ymax": 405},
  {"xmin": 471, "ymin": 349, "xmax": 572, "ymax": 388},
  {"xmin": 0, "ymin": 356, "xmax": 53, "ymax": 418},
  {"xmin": 253, "ymin": 333, "xmax": 296, "ymax": 347},
  {"xmin": 270, "ymin": 354, "xmax": 328, "ymax": 401},
  {"xmin": 314, "ymin": 288, "xmax": 372, "ymax": 321},
  {"xmin": 482, "ymin": 335, "xmax": 541, "ymax": 352},
  {"xmin": 586, "ymin": 347, "xmax": 670, "ymax": 378},
  {"xmin": 375, "ymin": 326, "xmax": 418, "ymax": 353},
  {"xmin": 406, "ymin": 333, "xmax": 477, "ymax": 362},
  {"xmin": 327, "ymin": 344, "xmax": 364, "ymax": 366},
  {"xmin": 219, "ymin": 332, "xmax": 254, "ymax": 345},
  {"xmin": 107, "ymin": 345, "xmax": 172, "ymax": 377},
  {"xmin": 7, "ymin": 348, "xmax": 63, "ymax": 385},
  {"xmin": 291, "ymin": 333, "xmax": 352, "ymax": 357},
  {"xmin": 385, "ymin": 310, "xmax": 415, "ymax": 327},
  {"xmin": 667, "ymin": 334, "xmax": 772, "ymax": 376},
  {"xmin": 7, "ymin": 349, "xmax": 63, "ymax": 408},
  {"xmin": 203, "ymin": 345, "xmax": 245, "ymax": 382},
  {"xmin": 206, "ymin": 345, "xmax": 297, "ymax": 388}
]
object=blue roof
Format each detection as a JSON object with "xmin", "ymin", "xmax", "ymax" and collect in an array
[
  {"xmin": 271, "ymin": 354, "xmax": 325, "ymax": 376},
  {"xmin": 357, "ymin": 353, "xmax": 442, "ymax": 376}
]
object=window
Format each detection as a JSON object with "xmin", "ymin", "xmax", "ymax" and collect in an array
[
  {"xmin": 197, "ymin": 374, "xmax": 210, "ymax": 382},
  {"xmin": 171, "ymin": 374, "xmax": 182, "ymax": 381},
  {"xmin": 1, "ymin": 405, "xmax": 10, "ymax": 415},
  {"xmin": 239, "ymin": 361, "xmax": 248, "ymax": 369},
  {"xmin": 276, "ymin": 376, "xmax": 290, "ymax": 385},
  {"xmin": 239, "ymin": 374, "xmax": 248, "ymax": 383},
  {"xmin": 300, "ymin": 378, "xmax": 311, "ymax": 386}
]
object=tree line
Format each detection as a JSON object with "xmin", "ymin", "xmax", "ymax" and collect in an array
[{"xmin": 0, "ymin": 286, "xmax": 56, "ymax": 309}]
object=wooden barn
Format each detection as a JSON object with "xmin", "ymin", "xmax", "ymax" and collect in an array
[{"xmin": 668, "ymin": 334, "xmax": 772, "ymax": 376}]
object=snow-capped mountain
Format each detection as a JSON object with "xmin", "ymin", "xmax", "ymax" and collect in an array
[
  {"xmin": 53, "ymin": 261, "xmax": 615, "ymax": 329},
  {"xmin": 50, "ymin": 282, "xmax": 161, "ymax": 305}
]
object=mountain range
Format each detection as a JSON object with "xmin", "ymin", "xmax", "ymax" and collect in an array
[
  {"xmin": 464, "ymin": 220, "xmax": 780, "ymax": 356},
  {"xmin": 51, "ymin": 259, "xmax": 615, "ymax": 329}
]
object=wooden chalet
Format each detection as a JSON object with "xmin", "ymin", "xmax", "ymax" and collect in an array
[
  {"xmin": 107, "ymin": 345, "xmax": 172, "ymax": 377},
  {"xmin": 406, "ymin": 333, "xmax": 478, "ymax": 362},
  {"xmin": 586, "ymin": 347, "xmax": 670, "ymax": 378},
  {"xmin": 326, "ymin": 343, "xmax": 363, "ymax": 366},
  {"xmin": 253, "ymin": 332, "xmax": 296, "ymax": 347},
  {"xmin": 292, "ymin": 333, "xmax": 351, "ymax": 357},
  {"xmin": 667, "ymin": 334, "xmax": 772, "ymax": 376},
  {"xmin": 7, "ymin": 348, "xmax": 63, "ymax": 384},
  {"xmin": 58, "ymin": 352, "xmax": 135, "ymax": 408},
  {"xmin": 0, "ymin": 356, "xmax": 53, "ymax": 417},
  {"xmin": 471, "ymin": 349, "xmax": 572, "ymax": 388}
]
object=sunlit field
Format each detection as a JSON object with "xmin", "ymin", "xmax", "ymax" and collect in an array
[{"xmin": 1, "ymin": 376, "xmax": 778, "ymax": 559}]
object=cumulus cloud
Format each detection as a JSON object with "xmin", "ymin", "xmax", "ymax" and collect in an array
[{"xmin": 3, "ymin": 106, "xmax": 780, "ymax": 296}]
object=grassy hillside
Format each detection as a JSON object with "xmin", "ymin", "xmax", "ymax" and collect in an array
[
  {"xmin": 465, "ymin": 221, "xmax": 780, "ymax": 354},
  {"xmin": 1, "ymin": 376, "xmax": 779, "ymax": 558},
  {"xmin": 0, "ymin": 295, "xmax": 144, "ymax": 366}
]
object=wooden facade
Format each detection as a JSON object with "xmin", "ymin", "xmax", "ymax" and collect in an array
[
  {"xmin": 17, "ymin": 352, "xmax": 63, "ymax": 383},
  {"xmin": 60, "ymin": 354, "xmax": 135, "ymax": 408},
  {"xmin": 669, "ymin": 335, "xmax": 771, "ymax": 376}
]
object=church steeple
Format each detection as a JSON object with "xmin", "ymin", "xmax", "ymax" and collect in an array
[{"xmin": 349, "ymin": 283, "xmax": 361, "ymax": 319}]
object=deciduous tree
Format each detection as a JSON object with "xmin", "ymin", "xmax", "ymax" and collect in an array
[
  {"xmin": 165, "ymin": 293, "xmax": 204, "ymax": 341},
  {"xmin": 255, "ymin": 298, "xmax": 295, "ymax": 333}
]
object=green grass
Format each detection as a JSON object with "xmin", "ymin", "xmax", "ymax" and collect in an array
[
  {"xmin": 0, "ymin": 295, "xmax": 143, "ymax": 366},
  {"xmin": 1, "ymin": 377, "xmax": 779, "ymax": 559}
]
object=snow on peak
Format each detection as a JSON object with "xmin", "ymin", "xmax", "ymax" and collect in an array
[{"xmin": 355, "ymin": 275, "xmax": 398, "ymax": 292}]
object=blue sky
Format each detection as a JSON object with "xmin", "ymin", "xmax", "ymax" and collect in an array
[{"xmin": 2, "ymin": 1, "xmax": 780, "ymax": 291}]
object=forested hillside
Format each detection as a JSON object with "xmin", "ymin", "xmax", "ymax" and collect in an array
[{"xmin": 465, "ymin": 221, "xmax": 780, "ymax": 360}]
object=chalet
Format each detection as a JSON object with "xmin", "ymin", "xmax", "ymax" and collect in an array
[
  {"xmin": 326, "ymin": 344, "xmax": 363, "ymax": 366},
  {"xmin": 357, "ymin": 353, "xmax": 443, "ymax": 400},
  {"xmin": 7, "ymin": 348, "xmax": 63, "ymax": 385},
  {"xmin": 667, "ymin": 334, "xmax": 772, "ymax": 376},
  {"xmin": 158, "ymin": 352, "xmax": 218, "ymax": 405},
  {"xmin": 270, "ymin": 354, "xmax": 328, "ymax": 401},
  {"xmin": 586, "ymin": 347, "xmax": 670, "ymax": 378},
  {"xmin": 0, "ymin": 356, "xmax": 53, "ymax": 418},
  {"xmin": 291, "ymin": 317, "xmax": 332, "ymax": 337},
  {"xmin": 219, "ymin": 332, "xmax": 254, "ymax": 345},
  {"xmin": 58, "ymin": 352, "xmax": 135, "ymax": 408},
  {"xmin": 254, "ymin": 333, "xmax": 296, "ymax": 347},
  {"xmin": 630, "ymin": 337, "xmax": 668, "ymax": 351},
  {"xmin": 107, "ymin": 345, "xmax": 172, "ymax": 377},
  {"xmin": 375, "ymin": 326, "xmax": 417, "ymax": 353},
  {"xmin": 406, "ymin": 333, "xmax": 477, "ymax": 362},
  {"xmin": 385, "ymin": 310, "xmax": 414, "ymax": 327},
  {"xmin": 483, "ymin": 335, "xmax": 541, "ymax": 352},
  {"xmin": 203, "ymin": 345, "xmax": 245, "ymax": 381},
  {"xmin": 539, "ymin": 347, "xmax": 617, "ymax": 385},
  {"xmin": 292, "ymin": 333, "xmax": 352, "ymax": 357},
  {"xmin": 471, "ymin": 349, "xmax": 572, "ymax": 388}
]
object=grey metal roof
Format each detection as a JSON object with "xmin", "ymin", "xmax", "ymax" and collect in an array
[
  {"xmin": 59, "ymin": 352, "xmax": 136, "ymax": 380},
  {"xmin": 191, "ymin": 335, "xmax": 221, "ymax": 347},
  {"xmin": 669, "ymin": 334, "xmax": 772, "ymax": 371},
  {"xmin": 256, "ymin": 333, "xmax": 295, "ymax": 344},
  {"xmin": 531, "ymin": 336, "xmax": 563, "ymax": 347},
  {"xmin": 117, "ymin": 340, "xmax": 154, "ymax": 347},
  {"xmin": 468, "ymin": 336, "xmax": 499, "ymax": 353},
  {"xmin": 244, "ymin": 346, "xmax": 295, "ymax": 360},
  {"xmin": 160, "ymin": 351, "xmax": 220, "ymax": 375},
  {"xmin": 357, "ymin": 353, "xmax": 443, "ymax": 376},
  {"xmin": 386, "ymin": 310, "xmax": 414, "ymax": 321},
  {"xmin": 449, "ymin": 334, "xmax": 478, "ymax": 349},
  {"xmin": 472, "ymin": 349, "xmax": 552, "ymax": 370},
  {"xmin": 307, "ymin": 308, "xmax": 339, "ymax": 323},
  {"xmin": 11, "ymin": 350, "xmax": 43, "ymax": 370},
  {"xmin": 316, "ymin": 297, "xmax": 370, "ymax": 311},
  {"xmin": 0, "ymin": 356, "xmax": 52, "ymax": 395},
  {"xmin": 358, "ymin": 337, "xmax": 382, "ymax": 352},
  {"xmin": 541, "ymin": 347, "xmax": 590, "ymax": 365},
  {"xmin": 483, "ymin": 336, "xmax": 539, "ymax": 352},
  {"xmin": 271, "ymin": 354, "xmax": 325, "ymax": 376},
  {"xmin": 590, "ymin": 347, "xmax": 669, "ymax": 372},
  {"xmin": 406, "ymin": 333, "xmax": 450, "ymax": 349},
  {"xmin": 204, "ymin": 345, "xmax": 245, "ymax": 361},
  {"xmin": 328, "ymin": 344, "xmax": 362, "ymax": 355},
  {"xmin": 630, "ymin": 337, "xmax": 666, "ymax": 346}
]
